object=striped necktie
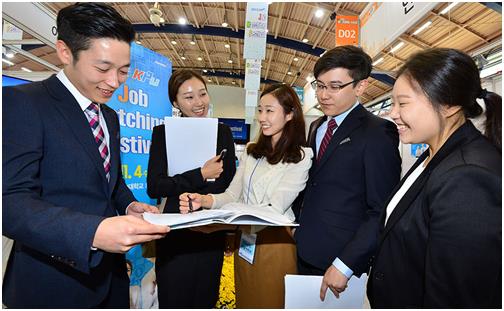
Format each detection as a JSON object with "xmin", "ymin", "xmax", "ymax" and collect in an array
[
  {"xmin": 85, "ymin": 103, "xmax": 111, "ymax": 181},
  {"xmin": 317, "ymin": 118, "xmax": 337, "ymax": 162}
]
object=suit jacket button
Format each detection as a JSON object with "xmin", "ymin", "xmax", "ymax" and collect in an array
[
  {"xmin": 375, "ymin": 272, "xmax": 384, "ymax": 280},
  {"xmin": 312, "ymin": 182, "xmax": 317, "ymax": 187}
]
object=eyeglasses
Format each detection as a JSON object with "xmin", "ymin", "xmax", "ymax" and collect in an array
[{"xmin": 310, "ymin": 79, "xmax": 361, "ymax": 94}]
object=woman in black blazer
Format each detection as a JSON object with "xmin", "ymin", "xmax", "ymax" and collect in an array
[
  {"xmin": 147, "ymin": 70, "xmax": 236, "ymax": 308},
  {"xmin": 367, "ymin": 48, "xmax": 501, "ymax": 308}
]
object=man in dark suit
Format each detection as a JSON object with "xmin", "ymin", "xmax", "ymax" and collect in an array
[
  {"xmin": 293, "ymin": 45, "xmax": 401, "ymax": 300},
  {"xmin": 2, "ymin": 3, "xmax": 169, "ymax": 308}
]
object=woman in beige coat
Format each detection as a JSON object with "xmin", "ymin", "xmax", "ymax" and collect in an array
[{"xmin": 180, "ymin": 84, "xmax": 313, "ymax": 308}]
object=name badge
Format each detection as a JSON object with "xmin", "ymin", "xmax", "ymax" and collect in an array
[{"xmin": 238, "ymin": 233, "xmax": 257, "ymax": 265}]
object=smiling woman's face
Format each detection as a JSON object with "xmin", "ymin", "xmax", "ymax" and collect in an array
[{"xmin": 173, "ymin": 77, "xmax": 210, "ymax": 118}]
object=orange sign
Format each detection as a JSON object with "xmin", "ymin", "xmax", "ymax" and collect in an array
[{"xmin": 335, "ymin": 15, "xmax": 360, "ymax": 47}]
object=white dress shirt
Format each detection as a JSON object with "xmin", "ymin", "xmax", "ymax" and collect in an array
[{"xmin": 56, "ymin": 70, "xmax": 110, "ymax": 147}]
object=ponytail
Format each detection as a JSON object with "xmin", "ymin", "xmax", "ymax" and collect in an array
[{"xmin": 481, "ymin": 91, "xmax": 502, "ymax": 151}]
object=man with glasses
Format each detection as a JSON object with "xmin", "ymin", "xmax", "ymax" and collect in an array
[{"xmin": 293, "ymin": 45, "xmax": 401, "ymax": 300}]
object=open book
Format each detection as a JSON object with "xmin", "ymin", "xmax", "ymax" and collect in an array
[{"xmin": 143, "ymin": 203, "xmax": 298, "ymax": 230}]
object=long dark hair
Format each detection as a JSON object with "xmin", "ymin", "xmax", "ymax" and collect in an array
[
  {"xmin": 397, "ymin": 48, "xmax": 501, "ymax": 150},
  {"xmin": 247, "ymin": 84, "xmax": 307, "ymax": 164}
]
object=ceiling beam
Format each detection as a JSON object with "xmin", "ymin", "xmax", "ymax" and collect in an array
[
  {"xmin": 264, "ymin": 46, "xmax": 275, "ymax": 80},
  {"xmin": 399, "ymin": 34, "xmax": 432, "ymax": 50},
  {"xmin": 274, "ymin": 2, "xmax": 286, "ymax": 39},
  {"xmin": 3, "ymin": 39, "xmax": 43, "ymax": 45},
  {"xmin": 133, "ymin": 24, "xmax": 326, "ymax": 57},
  {"xmin": 233, "ymin": 2, "xmax": 239, "ymax": 32},
  {"xmin": 5, "ymin": 44, "xmax": 59, "ymax": 71},
  {"xmin": 188, "ymin": 3, "xmax": 200, "ymax": 29},
  {"xmin": 429, "ymin": 11, "xmax": 488, "ymax": 43}
]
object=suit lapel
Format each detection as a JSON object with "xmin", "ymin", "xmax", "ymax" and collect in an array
[
  {"xmin": 308, "ymin": 116, "xmax": 324, "ymax": 176},
  {"xmin": 43, "ymin": 75, "xmax": 110, "ymax": 187},
  {"xmin": 379, "ymin": 153, "xmax": 430, "ymax": 242},
  {"xmin": 314, "ymin": 105, "xmax": 366, "ymax": 174},
  {"xmin": 379, "ymin": 121, "xmax": 482, "ymax": 243}
]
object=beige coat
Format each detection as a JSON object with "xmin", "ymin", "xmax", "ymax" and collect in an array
[{"xmin": 211, "ymin": 147, "xmax": 313, "ymax": 308}]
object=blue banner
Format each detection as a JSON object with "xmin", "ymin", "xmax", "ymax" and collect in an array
[
  {"xmin": 107, "ymin": 43, "xmax": 172, "ymax": 204},
  {"xmin": 293, "ymin": 86, "xmax": 304, "ymax": 104}
]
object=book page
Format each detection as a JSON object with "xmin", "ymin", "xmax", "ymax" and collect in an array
[
  {"xmin": 221, "ymin": 202, "xmax": 296, "ymax": 226},
  {"xmin": 143, "ymin": 210, "xmax": 233, "ymax": 227}
]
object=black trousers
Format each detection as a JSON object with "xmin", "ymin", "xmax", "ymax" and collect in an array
[{"xmin": 155, "ymin": 229, "xmax": 225, "ymax": 308}]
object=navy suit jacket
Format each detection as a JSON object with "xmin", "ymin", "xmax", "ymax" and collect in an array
[
  {"xmin": 368, "ymin": 121, "xmax": 501, "ymax": 308},
  {"xmin": 2, "ymin": 75, "xmax": 135, "ymax": 307},
  {"xmin": 295, "ymin": 104, "xmax": 401, "ymax": 275}
]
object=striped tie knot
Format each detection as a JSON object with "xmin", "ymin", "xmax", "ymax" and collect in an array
[
  {"xmin": 86, "ymin": 102, "xmax": 100, "ymax": 116},
  {"xmin": 327, "ymin": 118, "xmax": 337, "ymax": 132}
]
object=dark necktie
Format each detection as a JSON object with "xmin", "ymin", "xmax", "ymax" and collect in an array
[
  {"xmin": 85, "ymin": 103, "xmax": 111, "ymax": 181},
  {"xmin": 317, "ymin": 118, "xmax": 337, "ymax": 162}
]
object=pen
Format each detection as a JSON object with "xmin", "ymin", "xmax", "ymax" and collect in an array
[{"xmin": 188, "ymin": 194, "xmax": 193, "ymax": 213}]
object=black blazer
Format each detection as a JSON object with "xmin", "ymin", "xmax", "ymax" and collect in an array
[
  {"xmin": 295, "ymin": 104, "xmax": 401, "ymax": 274},
  {"xmin": 147, "ymin": 123, "xmax": 236, "ymax": 254},
  {"xmin": 3, "ymin": 75, "xmax": 135, "ymax": 307},
  {"xmin": 368, "ymin": 121, "xmax": 502, "ymax": 308},
  {"xmin": 147, "ymin": 123, "xmax": 236, "ymax": 214}
]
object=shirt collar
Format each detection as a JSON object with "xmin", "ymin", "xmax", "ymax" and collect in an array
[
  {"xmin": 56, "ymin": 70, "xmax": 93, "ymax": 112},
  {"xmin": 328, "ymin": 101, "xmax": 360, "ymax": 125}
]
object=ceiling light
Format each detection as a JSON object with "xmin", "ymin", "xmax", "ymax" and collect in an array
[
  {"xmin": 287, "ymin": 71, "xmax": 292, "ymax": 75},
  {"xmin": 224, "ymin": 43, "xmax": 230, "ymax": 48},
  {"xmin": 372, "ymin": 57, "xmax": 384, "ymax": 66},
  {"xmin": 5, "ymin": 50, "xmax": 14, "ymax": 58},
  {"xmin": 190, "ymin": 41, "xmax": 196, "ymax": 45},
  {"xmin": 222, "ymin": 22, "xmax": 229, "ymax": 27},
  {"xmin": 228, "ymin": 59, "xmax": 233, "ymax": 63},
  {"xmin": 197, "ymin": 56, "xmax": 203, "ymax": 61},
  {"xmin": 178, "ymin": 17, "xmax": 187, "ymax": 25},
  {"xmin": 390, "ymin": 42, "xmax": 404, "ymax": 53},
  {"xmin": 207, "ymin": 79, "xmax": 212, "ymax": 82},
  {"xmin": 181, "ymin": 56, "xmax": 186, "ymax": 60},
  {"xmin": 2, "ymin": 58, "xmax": 14, "ymax": 66},
  {"xmin": 305, "ymin": 76, "xmax": 313, "ymax": 82},
  {"xmin": 135, "ymin": 41, "xmax": 142, "ymax": 45},
  {"xmin": 302, "ymin": 38, "xmax": 309, "ymax": 43},
  {"xmin": 440, "ymin": 2, "xmax": 459, "ymax": 15},
  {"xmin": 203, "ymin": 69, "xmax": 208, "ymax": 73},
  {"xmin": 293, "ymin": 57, "xmax": 299, "ymax": 62},
  {"xmin": 171, "ymin": 40, "xmax": 177, "ymax": 45},
  {"xmin": 231, "ymin": 81, "xmax": 236, "ymax": 85},
  {"xmin": 21, "ymin": 67, "xmax": 32, "ymax": 72},
  {"xmin": 412, "ymin": 20, "xmax": 432, "ymax": 36},
  {"xmin": 315, "ymin": 9, "xmax": 324, "ymax": 18}
]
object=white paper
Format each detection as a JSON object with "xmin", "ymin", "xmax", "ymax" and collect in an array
[
  {"xmin": 143, "ymin": 203, "xmax": 298, "ymax": 230},
  {"xmin": 285, "ymin": 274, "xmax": 368, "ymax": 309},
  {"xmin": 164, "ymin": 117, "xmax": 217, "ymax": 176}
]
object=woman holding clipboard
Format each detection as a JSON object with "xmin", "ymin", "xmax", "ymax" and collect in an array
[{"xmin": 147, "ymin": 70, "xmax": 236, "ymax": 308}]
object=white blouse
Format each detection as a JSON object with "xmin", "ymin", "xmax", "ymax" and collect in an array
[
  {"xmin": 385, "ymin": 158, "xmax": 428, "ymax": 225},
  {"xmin": 210, "ymin": 147, "xmax": 313, "ymax": 222}
]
